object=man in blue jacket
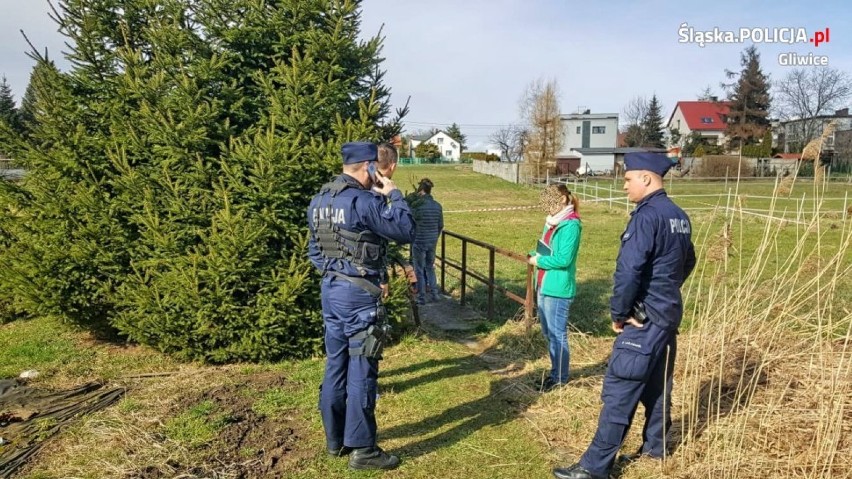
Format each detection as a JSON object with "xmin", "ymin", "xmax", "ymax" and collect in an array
[
  {"xmin": 553, "ymin": 152, "xmax": 696, "ymax": 479},
  {"xmin": 411, "ymin": 178, "xmax": 444, "ymax": 304},
  {"xmin": 307, "ymin": 142, "xmax": 416, "ymax": 470}
]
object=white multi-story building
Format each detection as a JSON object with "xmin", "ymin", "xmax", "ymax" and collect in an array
[
  {"xmin": 558, "ymin": 111, "xmax": 619, "ymax": 174},
  {"xmin": 778, "ymin": 108, "xmax": 852, "ymax": 153}
]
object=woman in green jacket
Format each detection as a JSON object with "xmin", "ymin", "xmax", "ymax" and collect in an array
[{"xmin": 528, "ymin": 184, "xmax": 582, "ymax": 391}]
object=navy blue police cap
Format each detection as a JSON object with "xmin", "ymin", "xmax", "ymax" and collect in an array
[
  {"xmin": 342, "ymin": 142, "xmax": 378, "ymax": 165},
  {"xmin": 624, "ymin": 152, "xmax": 674, "ymax": 177}
]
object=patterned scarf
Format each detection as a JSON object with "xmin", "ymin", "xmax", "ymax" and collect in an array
[{"xmin": 545, "ymin": 204, "xmax": 576, "ymax": 228}]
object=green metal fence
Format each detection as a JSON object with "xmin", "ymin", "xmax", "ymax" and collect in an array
[{"xmin": 398, "ymin": 157, "xmax": 461, "ymax": 165}]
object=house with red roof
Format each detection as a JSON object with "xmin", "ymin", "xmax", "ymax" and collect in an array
[{"xmin": 666, "ymin": 100, "xmax": 731, "ymax": 148}]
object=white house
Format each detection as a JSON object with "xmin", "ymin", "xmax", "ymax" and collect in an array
[
  {"xmin": 666, "ymin": 100, "xmax": 731, "ymax": 148},
  {"xmin": 558, "ymin": 111, "xmax": 619, "ymax": 174},
  {"xmin": 409, "ymin": 130, "xmax": 462, "ymax": 161}
]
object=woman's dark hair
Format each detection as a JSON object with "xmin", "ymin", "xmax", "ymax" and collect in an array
[{"xmin": 554, "ymin": 184, "xmax": 579, "ymax": 213}]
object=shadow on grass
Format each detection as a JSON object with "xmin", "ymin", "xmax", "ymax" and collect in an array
[
  {"xmin": 667, "ymin": 356, "xmax": 767, "ymax": 455},
  {"xmin": 380, "ymin": 332, "xmax": 607, "ymax": 460},
  {"xmin": 374, "ymin": 269, "xmax": 618, "ymax": 463},
  {"xmin": 608, "ymin": 350, "xmax": 768, "ymax": 478}
]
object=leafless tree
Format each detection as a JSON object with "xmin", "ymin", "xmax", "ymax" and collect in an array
[
  {"xmin": 410, "ymin": 128, "xmax": 439, "ymax": 139},
  {"xmin": 775, "ymin": 67, "xmax": 852, "ymax": 148},
  {"xmin": 519, "ymin": 78, "xmax": 563, "ymax": 180},
  {"xmin": 489, "ymin": 125, "xmax": 528, "ymax": 162},
  {"xmin": 621, "ymin": 95, "xmax": 649, "ymax": 146},
  {"xmin": 622, "ymin": 95, "xmax": 649, "ymax": 129}
]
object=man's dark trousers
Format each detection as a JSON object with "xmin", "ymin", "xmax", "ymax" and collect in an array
[
  {"xmin": 319, "ymin": 276, "xmax": 380, "ymax": 450},
  {"xmin": 579, "ymin": 322, "xmax": 677, "ymax": 477}
]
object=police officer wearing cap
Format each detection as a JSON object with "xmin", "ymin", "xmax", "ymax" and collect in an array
[
  {"xmin": 553, "ymin": 152, "xmax": 696, "ymax": 479},
  {"xmin": 307, "ymin": 141, "xmax": 415, "ymax": 470}
]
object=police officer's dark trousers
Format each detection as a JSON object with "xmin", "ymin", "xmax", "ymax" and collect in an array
[
  {"xmin": 319, "ymin": 275, "xmax": 381, "ymax": 450},
  {"xmin": 579, "ymin": 321, "xmax": 677, "ymax": 477}
]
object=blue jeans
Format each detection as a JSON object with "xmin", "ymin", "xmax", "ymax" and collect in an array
[
  {"xmin": 411, "ymin": 244, "xmax": 438, "ymax": 301},
  {"xmin": 537, "ymin": 293, "xmax": 573, "ymax": 384}
]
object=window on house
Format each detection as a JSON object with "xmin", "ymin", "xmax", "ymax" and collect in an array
[
  {"xmin": 592, "ymin": 126, "xmax": 606, "ymax": 134},
  {"xmin": 701, "ymin": 117, "xmax": 714, "ymax": 123},
  {"xmin": 437, "ymin": 137, "xmax": 444, "ymax": 145},
  {"xmin": 451, "ymin": 142, "xmax": 457, "ymax": 148},
  {"xmin": 576, "ymin": 126, "xmax": 581, "ymax": 134},
  {"xmin": 445, "ymin": 150, "xmax": 452, "ymax": 157}
]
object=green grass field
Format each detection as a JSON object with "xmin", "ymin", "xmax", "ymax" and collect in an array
[{"xmin": 2, "ymin": 164, "xmax": 850, "ymax": 479}]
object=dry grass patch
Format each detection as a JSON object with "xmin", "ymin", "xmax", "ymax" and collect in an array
[{"xmin": 19, "ymin": 368, "xmax": 314, "ymax": 479}]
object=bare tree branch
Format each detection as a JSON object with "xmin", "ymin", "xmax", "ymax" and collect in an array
[
  {"xmin": 518, "ymin": 78, "xmax": 563, "ymax": 180},
  {"xmin": 622, "ymin": 95, "xmax": 648, "ymax": 129},
  {"xmin": 621, "ymin": 95, "xmax": 649, "ymax": 146},
  {"xmin": 775, "ymin": 67, "xmax": 852, "ymax": 146},
  {"xmin": 489, "ymin": 124, "xmax": 528, "ymax": 162}
]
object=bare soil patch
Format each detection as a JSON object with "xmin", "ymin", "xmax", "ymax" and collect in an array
[{"xmin": 127, "ymin": 371, "xmax": 311, "ymax": 479}]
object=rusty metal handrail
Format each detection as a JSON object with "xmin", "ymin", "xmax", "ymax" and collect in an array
[{"xmin": 439, "ymin": 230, "xmax": 534, "ymax": 321}]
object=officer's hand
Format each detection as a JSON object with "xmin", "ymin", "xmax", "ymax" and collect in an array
[
  {"xmin": 380, "ymin": 282, "xmax": 389, "ymax": 299},
  {"xmin": 613, "ymin": 317, "xmax": 644, "ymax": 333},
  {"xmin": 372, "ymin": 170, "xmax": 397, "ymax": 196},
  {"xmin": 625, "ymin": 317, "xmax": 645, "ymax": 329}
]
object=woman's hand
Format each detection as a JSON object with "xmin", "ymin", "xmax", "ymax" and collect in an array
[{"xmin": 528, "ymin": 254, "xmax": 539, "ymax": 267}]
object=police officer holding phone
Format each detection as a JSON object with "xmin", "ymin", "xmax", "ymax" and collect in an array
[
  {"xmin": 307, "ymin": 142, "xmax": 415, "ymax": 470},
  {"xmin": 553, "ymin": 152, "xmax": 696, "ymax": 479}
]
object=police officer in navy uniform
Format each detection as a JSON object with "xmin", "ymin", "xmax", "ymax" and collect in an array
[
  {"xmin": 553, "ymin": 152, "xmax": 696, "ymax": 479},
  {"xmin": 307, "ymin": 142, "xmax": 415, "ymax": 470}
]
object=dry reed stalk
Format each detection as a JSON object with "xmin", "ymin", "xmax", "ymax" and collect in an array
[
  {"xmin": 706, "ymin": 222, "xmax": 733, "ymax": 263},
  {"xmin": 670, "ymin": 182, "xmax": 852, "ymax": 479},
  {"xmin": 775, "ymin": 175, "xmax": 794, "ymax": 196}
]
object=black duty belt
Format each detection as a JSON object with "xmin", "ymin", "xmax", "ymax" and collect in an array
[{"xmin": 327, "ymin": 271, "xmax": 383, "ymax": 297}]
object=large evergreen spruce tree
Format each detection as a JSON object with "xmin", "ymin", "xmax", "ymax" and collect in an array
[
  {"xmin": 725, "ymin": 46, "xmax": 771, "ymax": 150},
  {"xmin": 640, "ymin": 94, "xmax": 665, "ymax": 149},
  {"xmin": 0, "ymin": 0, "xmax": 401, "ymax": 361},
  {"xmin": 0, "ymin": 77, "xmax": 20, "ymax": 137}
]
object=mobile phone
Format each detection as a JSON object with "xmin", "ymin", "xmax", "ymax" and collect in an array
[{"xmin": 367, "ymin": 163, "xmax": 383, "ymax": 186}]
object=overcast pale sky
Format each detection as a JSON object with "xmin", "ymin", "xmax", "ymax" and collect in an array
[{"xmin": 2, "ymin": 0, "xmax": 850, "ymax": 149}]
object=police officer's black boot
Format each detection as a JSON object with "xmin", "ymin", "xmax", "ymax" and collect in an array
[
  {"xmin": 327, "ymin": 446, "xmax": 352, "ymax": 457},
  {"xmin": 348, "ymin": 446, "xmax": 400, "ymax": 470},
  {"xmin": 552, "ymin": 463, "xmax": 607, "ymax": 479}
]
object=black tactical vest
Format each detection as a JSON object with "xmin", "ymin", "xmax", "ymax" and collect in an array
[{"xmin": 313, "ymin": 179, "xmax": 387, "ymax": 276}]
